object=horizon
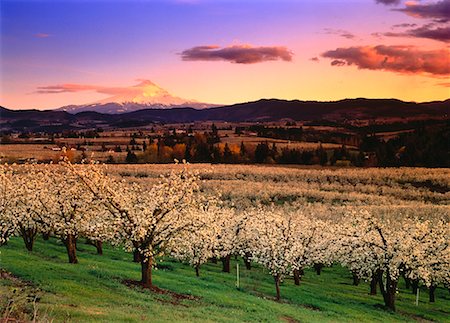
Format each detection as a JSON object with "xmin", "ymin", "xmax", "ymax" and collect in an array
[
  {"xmin": 2, "ymin": 95, "xmax": 450, "ymax": 113},
  {"xmin": 1, "ymin": 0, "xmax": 449, "ymax": 110}
]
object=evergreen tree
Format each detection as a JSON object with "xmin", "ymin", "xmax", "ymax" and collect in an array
[
  {"xmin": 254, "ymin": 142, "xmax": 270, "ymax": 163},
  {"xmin": 223, "ymin": 143, "xmax": 233, "ymax": 163},
  {"xmin": 240, "ymin": 141, "xmax": 247, "ymax": 157},
  {"xmin": 126, "ymin": 149, "xmax": 138, "ymax": 163}
]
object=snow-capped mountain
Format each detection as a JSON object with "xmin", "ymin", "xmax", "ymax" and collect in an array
[{"xmin": 58, "ymin": 80, "xmax": 218, "ymax": 114}]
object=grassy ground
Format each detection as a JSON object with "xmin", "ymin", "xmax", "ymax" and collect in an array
[{"xmin": 1, "ymin": 237, "xmax": 449, "ymax": 322}]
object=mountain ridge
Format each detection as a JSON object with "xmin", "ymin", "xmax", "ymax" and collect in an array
[{"xmin": 1, "ymin": 98, "xmax": 448, "ymax": 132}]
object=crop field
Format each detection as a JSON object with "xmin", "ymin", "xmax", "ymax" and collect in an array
[
  {"xmin": 1, "ymin": 163, "xmax": 449, "ymax": 322},
  {"xmin": 108, "ymin": 164, "xmax": 449, "ymax": 207}
]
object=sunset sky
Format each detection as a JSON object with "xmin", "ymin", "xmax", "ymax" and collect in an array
[{"xmin": 1, "ymin": 0, "xmax": 449, "ymax": 110}]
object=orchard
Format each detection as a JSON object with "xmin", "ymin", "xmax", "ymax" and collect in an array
[{"xmin": 1, "ymin": 160, "xmax": 449, "ymax": 316}]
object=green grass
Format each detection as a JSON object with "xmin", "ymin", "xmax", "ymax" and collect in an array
[{"xmin": 1, "ymin": 237, "xmax": 449, "ymax": 322}]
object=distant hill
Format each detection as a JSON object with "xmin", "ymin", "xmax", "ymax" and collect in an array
[{"xmin": 1, "ymin": 98, "xmax": 449, "ymax": 132}]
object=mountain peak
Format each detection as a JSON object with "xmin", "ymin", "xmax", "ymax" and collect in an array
[
  {"xmin": 94, "ymin": 79, "xmax": 184, "ymax": 105},
  {"xmin": 58, "ymin": 79, "xmax": 218, "ymax": 114}
]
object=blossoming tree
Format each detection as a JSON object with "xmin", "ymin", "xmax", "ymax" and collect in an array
[
  {"xmin": 0, "ymin": 164, "xmax": 17, "ymax": 246},
  {"xmin": 243, "ymin": 206, "xmax": 303, "ymax": 300},
  {"xmin": 73, "ymin": 163, "xmax": 210, "ymax": 287},
  {"xmin": 41, "ymin": 163, "xmax": 104, "ymax": 263}
]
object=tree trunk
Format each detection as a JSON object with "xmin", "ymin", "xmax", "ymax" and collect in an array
[
  {"xmin": 378, "ymin": 270, "xmax": 397, "ymax": 311},
  {"xmin": 412, "ymin": 279, "xmax": 419, "ymax": 295},
  {"xmin": 64, "ymin": 234, "xmax": 78, "ymax": 264},
  {"xmin": 243, "ymin": 253, "xmax": 252, "ymax": 270},
  {"xmin": 95, "ymin": 240, "xmax": 103, "ymax": 255},
  {"xmin": 42, "ymin": 232, "xmax": 50, "ymax": 241},
  {"xmin": 133, "ymin": 249, "xmax": 142, "ymax": 263},
  {"xmin": 274, "ymin": 274, "xmax": 281, "ymax": 301},
  {"xmin": 141, "ymin": 256, "xmax": 153, "ymax": 287},
  {"xmin": 370, "ymin": 274, "xmax": 377, "ymax": 295},
  {"xmin": 386, "ymin": 279, "xmax": 398, "ymax": 311},
  {"xmin": 195, "ymin": 265, "xmax": 200, "ymax": 277},
  {"xmin": 293, "ymin": 269, "xmax": 301, "ymax": 286},
  {"xmin": 314, "ymin": 263, "xmax": 323, "ymax": 275},
  {"xmin": 429, "ymin": 285, "xmax": 436, "ymax": 303},
  {"xmin": 352, "ymin": 271, "xmax": 360, "ymax": 286},
  {"xmin": 21, "ymin": 228, "xmax": 36, "ymax": 252},
  {"xmin": 222, "ymin": 255, "xmax": 231, "ymax": 273},
  {"xmin": 211, "ymin": 257, "xmax": 217, "ymax": 264}
]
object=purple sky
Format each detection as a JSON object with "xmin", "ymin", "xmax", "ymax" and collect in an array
[{"xmin": 1, "ymin": 0, "xmax": 449, "ymax": 109}]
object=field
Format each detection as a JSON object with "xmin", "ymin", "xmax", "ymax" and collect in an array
[
  {"xmin": 106, "ymin": 164, "xmax": 449, "ymax": 207},
  {"xmin": 1, "ymin": 237, "xmax": 449, "ymax": 323},
  {"xmin": 1, "ymin": 164, "xmax": 449, "ymax": 322},
  {"xmin": 0, "ymin": 143, "xmax": 129, "ymax": 163},
  {"xmin": 0, "ymin": 124, "xmax": 354, "ymax": 164}
]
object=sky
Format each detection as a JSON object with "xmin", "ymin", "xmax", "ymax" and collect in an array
[{"xmin": 0, "ymin": 0, "xmax": 449, "ymax": 110}]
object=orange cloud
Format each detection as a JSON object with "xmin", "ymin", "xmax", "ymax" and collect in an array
[
  {"xmin": 322, "ymin": 45, "xmax": 450, "ymax": 76},
  {"xmin": 181, "ymin": 44, "xmax": 293, "ymax": 64}
]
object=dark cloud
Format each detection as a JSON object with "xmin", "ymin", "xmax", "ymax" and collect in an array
[
  {"xmin": 331, "ymin": 60, "xmax": 346, "ymax": 66},
  {"xmin": 375, "ymin": 0, "xmax": 401, "ymax": 6},
  {"xmin": 392, "ymin": 23, "xmax": 418, "ymax": 28},
  {"xmin": 180, "ymin": 44, "xmax": 293, "ymax": 64},
  {"xmin": 394, "ymin": 0, "xmax": 450, "ymax": 22},
  {"xmin": 382, "ymin": 24, "xmax": 450, "ymax": 42},
  {"xmin": 371, "ymin": 32, "xmax": 384, "ymax": 39},
  {"xmin": 322, "ymin": 45, "xmax": 450, "ymax": 76},
  {"xmin": 310, "ymin": 57, "xmax": 320, "ymax": 62},
  {"xmin": 323, "ymin": 28, "xmax": 356, "ymax": 39}
]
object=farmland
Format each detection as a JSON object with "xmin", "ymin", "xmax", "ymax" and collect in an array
[
  {"xmin": 105, "ymin": 164, "xmax": 449, "ymax": 209},
  {"xmin": 0, "ymin": 125, "xmax": 350, "ymax": 164},
  {"xmin": 2, "ymin": 116, "xmax": 448, "ymax": 167}
]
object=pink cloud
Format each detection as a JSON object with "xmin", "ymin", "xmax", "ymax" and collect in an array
[{"xmin": 36, "ymin": 80, "xmax": 154, "ymax": 95}]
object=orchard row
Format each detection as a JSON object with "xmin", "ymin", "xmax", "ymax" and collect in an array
[{"xmin": 1, "ymin": 162, "xmax": 448, "ymax": 312}]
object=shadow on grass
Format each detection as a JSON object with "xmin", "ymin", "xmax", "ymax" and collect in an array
[{"xmin": 122, "ymin": 279, "xmax": 201, "ymax": 307}]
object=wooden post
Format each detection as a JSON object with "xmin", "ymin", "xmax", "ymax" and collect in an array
[{"xmin": 415, "ymin": 288, "xmax": 419, "ymax": 306}]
